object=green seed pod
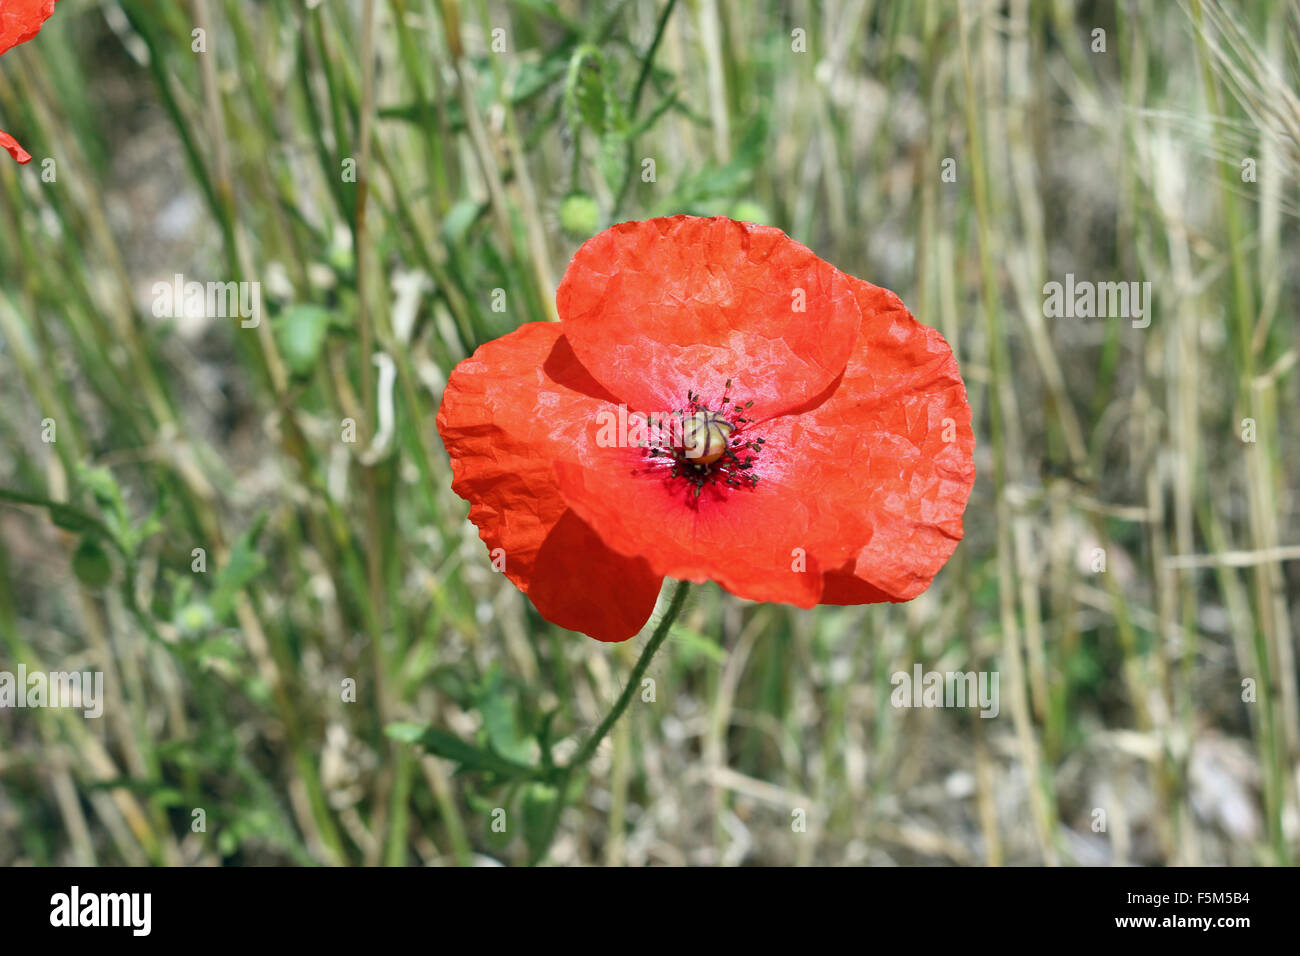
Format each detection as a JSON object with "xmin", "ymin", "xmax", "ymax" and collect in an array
[
  {"xmin": 71, "ymin": 537, "xmax": 112, "ymax": 589},
  {"xmin": 558, "ymin": 193, "xmax": 601, "ymax": 238}
]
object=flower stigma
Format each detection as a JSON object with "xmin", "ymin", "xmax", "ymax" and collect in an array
[
  {"xmin": 641, "ymin": 379, "xmax": 765, "ymax": 498},
  {"xmin": 682, "ymin": 411, "xmax": 733, "ymax": 464}
]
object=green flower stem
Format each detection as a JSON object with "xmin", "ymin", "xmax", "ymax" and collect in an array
[
  {"xmin": 530, "ymin": 580, "xmax": 691, "ymax": 865},
  {"xmin": 574, "ymin": 580, "xmax": 690, "ymax": 767}
]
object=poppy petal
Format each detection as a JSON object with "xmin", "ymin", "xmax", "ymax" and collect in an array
[
  {"xmin": 556, "ymin": 216, "xmax": 861, "ymax": 422},
  {"xmin": 436, "ymin": 322, "xmax": 664, "ymax": 642},
  {"xmin": 552, "ymin": 425, "xmax": 827, "ymax": 610},
  {"xmin": 552, "ymin": 278, "xmax": 972, "ymax": 609},
  {"xmin": 0, "ymin": 0, "xmax": 57, "ymax": 54},
  {"xmin": 771, "ymin": 277, "xmax": 975, "ymax": 603},
  {"xmin": 1, "ymin": 0, "xmax": 58, "ymax": 166},
  {"xmin": 0, "ymin": 129, "xmax": 32, "ymax": 165}
]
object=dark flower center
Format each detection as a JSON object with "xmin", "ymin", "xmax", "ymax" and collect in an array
[{"xmin": 641, "ymin": 380, "xmax": 764, "ymax": 497}]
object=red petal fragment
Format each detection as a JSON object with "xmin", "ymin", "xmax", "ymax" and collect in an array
[
  {"xmin": 0, "ymin": 0, "xmax": 57, "ymax": 55},
  {"xmin": 0, "ymin": 129, "xmax": 32, "ymax": 164},
  {"xmin": 556, "ymin": 216, "xmax": 861, "ymax": 422},
  {"xmin": 765, "ymin": 277, "xmax": 975, "ymax": 604},
  {"xmin": 436, "ymin": 322, "xmax": 663, "ymax": 642},
  {"xmin": 0, "ymin": 0, "xmax": 58, "ymax": 164}
]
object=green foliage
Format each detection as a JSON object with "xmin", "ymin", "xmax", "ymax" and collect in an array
[
  {"xmin": 275, "ymin": 305, "xmax": 336, "ymax": 379},
  {"xmin": 386, "ymin": 724, "xmax": 534, "ymax": 781},
  {"xmin": 0, "ymin": 0, "xmax": 1295, "ymax": 868}
]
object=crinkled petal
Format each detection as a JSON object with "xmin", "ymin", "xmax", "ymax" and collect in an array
[
  {"xmin": 556, "ymin": 216, "xmax": 861, "ymax": 422},
  {"xmin": 553, "ymin": 278, "xmax": 973, "ymax": 609},
  {"xmin": 1, "ymin": 0, "xmax": 58, "ymax": 165},
  {"xmin": 436, "ymin": 322, "xmax": 663, "ymax": 642},
  {"xmin": 0, "ymin": 129, "xmax": 32, "ymax": 164},
  {"xmin": 0, "ymin": 0, "xmax": 57, "ymax": 54},
  {"xmin": 768, "ymin": 277, "xmax": 975, "ymax": 603}
]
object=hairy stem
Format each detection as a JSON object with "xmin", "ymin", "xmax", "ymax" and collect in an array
[{"xmin": 530, "ymin": 580, "xmax": 691, "ymax": 864}]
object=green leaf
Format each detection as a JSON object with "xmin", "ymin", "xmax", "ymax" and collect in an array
[
  {"xmin": 210, "ymin": 513, "xmax": 268, "ymax": 618},
  {"xmin": 48, "ymin": 502, "xmax": 105, "ymax": 537},
  {"xmin": 76, "ymin": 465, "xmax": 158, "ymax": 554},
  {"xmin": 79, "ymin": 466, "xmax": 125, "ymax": 516},
  {"xmin": 0, "ymin": 487, "xmax": 111, "ymax": 542},
  {"xmin": 442, "ymin": 198, "xmax": 483, "ymax": 245},
  {"xmin": 474, "ymin": 666, "xmax": 533, "ymax": 765},
  {"xmin": 148, "ymin": 787, "xmax": 185, "ymax": 813},
  {"xmin": 385, "ymin": 723, "xmax": 533, "ymax": 779},
  {"xmin": 275, "ymin": 305, "xmax": 333, "ymax": 378},
  {"xmin": 669, "ymin": 623, "xmax": 726, "ymax": 664}
]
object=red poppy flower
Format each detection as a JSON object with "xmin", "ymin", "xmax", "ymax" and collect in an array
[
  {"xmin": 0, "ymin": 0, "xmax": 59, "ymax": 165},
  {"xmin": 437, "ymin": 216, "xmax": 975, "ymax": 642}
]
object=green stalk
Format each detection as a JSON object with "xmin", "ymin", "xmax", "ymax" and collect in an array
[
  {"xmin": 612, "ymin": 0, "xmax": 680, "ymax": 217},
  {"xmin": 528, "ymin": 581, "xmax": 691, "ymax": 865},
  {"xmin": 1189, "ymin": 0, "xmax": 1287, "ymax": 865}
]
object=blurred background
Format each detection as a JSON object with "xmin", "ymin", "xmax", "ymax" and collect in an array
[{"xmin": 0, "ymin": 0, "xmax": 1297, "ymax": 866}]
